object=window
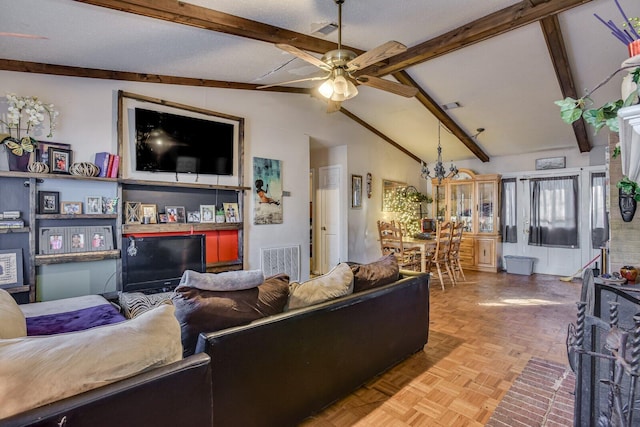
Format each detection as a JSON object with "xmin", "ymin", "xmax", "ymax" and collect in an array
[
  {"xmin": 501, "ymin": 178, "xmax": 517, "ymax": 243},
  {"xmin": 590, "ymin": 172, "xmax": 608, "ymax": 249},
  {"xmin": 529, "ymin": 176, "xmax": 579, "ymax": 248}
]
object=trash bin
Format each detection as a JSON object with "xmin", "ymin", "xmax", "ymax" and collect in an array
[{"xmin": 504, "ymin": 255, "xmax": 536, "ymax": 275}]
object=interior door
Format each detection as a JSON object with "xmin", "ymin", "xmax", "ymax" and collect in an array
[{"xmin": 318, "ymin": 166, "xmax": 341, "ymax": 274}]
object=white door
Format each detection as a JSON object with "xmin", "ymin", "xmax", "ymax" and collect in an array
[{"xmin": 318, "ymin": 166, "xmax": 341, "ymax": 274}]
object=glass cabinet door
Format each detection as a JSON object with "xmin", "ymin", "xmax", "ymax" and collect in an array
[
  {"xmin": 433, "ymin": 184, "xmax": 446, "ymax": 222},
  {"xmin": 450, "ymin": 182, "xmax": 473, "ymax": 232},
  {"xmin": 477, "ymin": 181, "xmax": 495, "ymax": 233}
]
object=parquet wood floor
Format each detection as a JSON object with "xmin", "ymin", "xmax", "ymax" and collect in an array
[{"xmin": 300, "ymin": 270, "xmax": 581, "ymax": 426}]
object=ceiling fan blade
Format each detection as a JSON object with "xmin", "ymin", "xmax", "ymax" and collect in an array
[
  {"xmin": 356, "ymin": 75, "xmax": 418, "ymax": 98},
  {"xmin": 275, "ymin": 44, "xmax": 331, "ymax": 71},
  {"xmin": 326, "ymin": 100, "xmax": 342, "ymax": 113},
  {"xmin": 257, "ymin": 75, "xmax": 329, "ymax": 90},
  {"xmin": 347, "ymin": 41, "xmax": 407, "ymax": 71}
]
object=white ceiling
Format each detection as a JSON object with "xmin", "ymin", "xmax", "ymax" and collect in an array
[{"xmin": 1, "ymin": 0, "xmax": 638, "ymax": 164}]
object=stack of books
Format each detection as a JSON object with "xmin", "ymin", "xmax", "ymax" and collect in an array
[
  {"xmin": 0, "ymin": 211, "xmax": 24, "ymax": 229},
  {"xmin": 94, "ymin": 152, "xmax": 120, "ymax": 178}
]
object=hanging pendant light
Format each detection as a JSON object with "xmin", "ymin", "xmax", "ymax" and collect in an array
[{"xmin": 421, "ymin": 121, "xmax": 458, "ymax": 184}]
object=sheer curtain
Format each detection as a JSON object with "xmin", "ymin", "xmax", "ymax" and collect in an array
[
  {"xmin": 590, "ymin": 172, "xmax": 608, "ymax": 249},
  {"xmin": 500, "ymin": 178, "xmax": 517, "ymax": 243},
  {"xmin": 529, "ymin": 175, "xmax": 579, "ymax": 248}
]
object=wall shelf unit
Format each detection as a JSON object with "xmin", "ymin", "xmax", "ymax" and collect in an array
[{"xmin": 35, "ymin": 250, "xmax": 121, "ymax": 266}]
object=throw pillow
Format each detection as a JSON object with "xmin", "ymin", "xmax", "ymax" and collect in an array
[
  {"xmin": 350, "ymin": 254, "xmax": 400, "ymax": 293},
  {"xmin": 0, "ymin": 289, "xmax": 26, "ymax": 339},
  {"xmin": 172, "ymin": 273, "xmax": 290, "ymax": 357},
  {"xmin": 286, "ymin": 263, "xmax": 354, "ymax": 311},
  {"xmin": 177, "ymin": 269, "xmax": 264, "ymax": 292},
  {"xmin": 0, "ymin": 304, "xmax": 182, "ymax": 420},
  {"xmin": 118, "ymin": 291, "xmax": 174, "ymax": 319}
]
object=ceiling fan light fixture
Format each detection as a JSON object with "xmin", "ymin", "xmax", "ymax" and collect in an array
[{"xmin": 318, "ymin": 79, "xmax": 335, "ymax": 98}]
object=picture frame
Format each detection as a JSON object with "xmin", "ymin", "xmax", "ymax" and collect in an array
[
  {"xmin": 0, "ymin": 248, "xmax": 24, "ymax": 289},
  {"xmin": 89, "ymin": 226, "xmax": 114, "ymax": 251},
  {"xmin": 67, "ymin": 227, "xmax": 88, "ymax": 253},
  {"xmin": 49, "ymin": 147, "xmax": 72, "ymax": 174},
  {"xmin": 187, "ymin": 210, "xmax": 201, "ymax": 223},
  {"xmin": 200, "ymin": 205, "xmax": 216, "ymax": 223},
  {"xmin": 535, "ymin": 156, "xmax": 566, "ymax": 170},
  {"xmin": 38, "ymin": 191, "xmax": 60, "ymax": 214},
  {"xmin": 352, "ymin": 174, "xmax": 363, "ymax": 208},
  {"xmin": 158, "ymin": 213, "xmax": 168, "ymax": 223},
  {"xmin": 37, "ymin": 141, "xmax": 71, "ymax": 166},
  {"xmin": 140, "ymin": 204, "xmax": 158, "ymax": 224},
  {"xmin": 165, "ymin": 206, "xmax": 186, "ymax": 223},
  {"xmin": 125, "ymin": 201, "xmax": 141, "ymax": 224},
  {"xmin": 85, "ymin": 196, "xmax": 103, "ymax": 214},
  {"xmin": 223, "ymin": 202, "xmax": 240, "ymax": 223},
  {"xmin": 39, "ymin": 227, "xmax": 66, "ymax": 254},
  {"xmin": 61, "ymin": 201, "xmax": 82, "ymax": 215},
  {"xmin": 102, "ymin": 197, "xmax": 118, "ymax": 214}
]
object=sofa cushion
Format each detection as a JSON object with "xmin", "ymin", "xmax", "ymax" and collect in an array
[
  {"xmin": 173, "ymin": 274, "xmax": 290, "ymax": 357},
  {"xmin": 0, "ymin": 289, "xmax": 26, "ymax": 339},
  {"xmin": 0, "ymin": 304, "xmax": 182, "ymax": 420},
  {"xmin": 286, "ymin": 263, "xmax": 354, "ymax": 311},
  {"xmin": 118, "ymin": 291, "xmax": 173, "ymax": 319},
  {"xmin": 350, "ymin": 254, "xmax": 400, "ymax": 293},
  {"xmin": 178, "ymin": 269, "xmax": 264, "ymax": 292}
]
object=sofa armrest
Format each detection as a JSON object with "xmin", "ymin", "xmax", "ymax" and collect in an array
[{"xmin": 1, "ymin": 353, "xmax": 212, "ymax": 427}]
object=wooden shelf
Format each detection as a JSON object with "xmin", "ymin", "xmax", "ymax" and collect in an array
[
  {"xmin": 0, "ymin": 170, "xmax": 117, "ymax": 183},
  {"xmin": 120, "ymin": 178, "xmax": 250, "ymax": 192},
  {"xmin": 5, "ymin": 285, "xmax": 31, "ymax": 294},
  {"xmin": 123, "ymin": 222, "xmax": 242, "ymax": 234},
  {"xmin": 35, "ymin": 250, "xmax": 120, "ymax": 265},
  {"xmin": 0, "ymin": 227, "xmax": 29, "ymax": 234},
  {"xmin": 37, "ymin": 214, "xmax": 118, "ymax": 220}
]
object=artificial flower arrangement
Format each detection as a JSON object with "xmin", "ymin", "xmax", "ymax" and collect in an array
[{"xmin": 0, "ymin": 93, "xmax": 59, "ymax": 156}]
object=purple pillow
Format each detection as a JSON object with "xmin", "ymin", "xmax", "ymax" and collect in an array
[{"xmin": 350, "ymin": 254, "xmax": 400, "ymax": 293}]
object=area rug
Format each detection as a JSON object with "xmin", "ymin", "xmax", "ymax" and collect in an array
[{"xmin": 485, "ymin": 357, "xmax": 575, "ymax": 427}]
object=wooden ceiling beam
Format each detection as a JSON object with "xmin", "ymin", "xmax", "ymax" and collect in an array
[{"xmin": 540, "ymin": 15, "xmax": 591, "ymax": 152}]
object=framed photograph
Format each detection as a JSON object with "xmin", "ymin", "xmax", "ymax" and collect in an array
[
  {"xmin": 49, "ymin": 147, "xmax": 72, "ymax": 174},
  {"xmin": 102, "ymin": 197, "xmax": 118, "ymax": 214},
  {"xmin": 158, "ymin": 213, "xmax": 168, "ymax": 223},
  {"xmin": 37, "ymin": 141, "xmax": 71, "ymax": 166},
  {"xmin": 38, "ymin": 191, "xmax": 60, "ymax": 214},
  {"xmin": 165, "ymin": 206, "xmax": 186, "ymax": 223},
  {"xmin": 140, "ymin": 204, "xmax": 158, "ymax": 224},
  {"xmin": 352, "ymin": 174, "xmax": 363, "ymax": 208},
  {"xmin": 125, "ymin": 201, "xmax": 141, "ymax": 224},
  {"xmin": 85, "ymin": 196, "xmax": 103, "ymax": 214},
  {"xmin": 223, "ymin": 202, "xmax": 240, "ymax": 223},
  {"xmin": 187, "ymin": 210, "xmax": 201, "ymax": 223},
  {"xmin": 535, "ymin": 156, "xmax": 566, "ymax": 170},
  {"xmin": 61, "ymin": 201, "xmax": 82, "ymax": 215},
  {"xmin": 0, "ymin": 248, "xmax": 24, "ymax": 289},
  {"xmin": 89, "ymin": 226, "xmax": 114, "ymax": 251},
  {"xmin": 67, "ymin": 227, "xmax": 88, "ymax": 253},
  {"xmin": 200, "ymin": 205, "xmax": 216, "ymax": 223},
  {"xmin": 39, "ymin": 227, "xmax": 66, "ymax": 254}
]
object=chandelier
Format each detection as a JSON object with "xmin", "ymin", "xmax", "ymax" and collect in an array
[{"xmin": 421, "ymin": 121, "xmax": 458, "ymax": 184}]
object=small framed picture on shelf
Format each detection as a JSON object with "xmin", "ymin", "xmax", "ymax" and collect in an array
[
  {"xmin": 223, "ymin": 202, "xmax": 240, "ymax": 223},
  {"xmin": 0, "ymin": 248, "xmax": 24, "ymax": 289},
  {"xmin": 85, "ymin": 196, "xmax": 103, "ymax": 214},
  {"xmin": 67, "ymin": 227, "xmax": 88, "ymax": 253},
  {"xmin": 200, "ymin": 205, "xmax": 216, "ymax": 223},
  {"xmin": 125, "ymin": 201, "xmax": 141, "ymax": 224},
  {"xmin": 89, "ymin": 226, "xmax": 114, "ymax": 251},
  {"xmin": 165, "ymin": 206, "xmax": 186, "ymax": 223},
  {"xmin": 140, "ymin": 204, "xmax": 158, "ymax": 224},
  {"xmin": 187, "ymin": 211, "xmax": 201, "ymax": 223},
  {"xmin": 39, "ymin": 227, "xmax": 66, "ymax": 254},
  {"xmin": 38, "ymin": 191, "xmax": 60, "ymax": 214},
  {"xmin": 61, "ymin": 201, "xmax": 82, "ymax": 215},
  {"xmin": 158, "ymin": 213, "xmax": 168, "ymax": 223},
  {"xmin": 37, "ymin": 141, "xmax": 71, "ymax": 166},
  {"xmin": 49, "ymin": 147, "xmax": 72, "ymax": 174},
  {"xmin": 102, "ymin": 197, "xmax": 118, "ymax": 214}
]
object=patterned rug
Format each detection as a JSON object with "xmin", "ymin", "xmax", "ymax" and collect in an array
[{"xmin": 486, "ymin": 357, "xmax": 575, "ymax": 427}]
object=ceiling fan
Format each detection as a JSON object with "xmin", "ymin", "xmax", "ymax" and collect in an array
[{"xmin": 257, "ymin": 0, "xmax": 418, "ymax": 112}]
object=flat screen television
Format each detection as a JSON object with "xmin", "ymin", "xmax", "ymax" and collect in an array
[
  {"xmin": 121, "ymin": 234, "xmax": 206, "ymax": 293},
  {"xmin": 134, "ymin": 108, "xmax": 234, "ymax": 175}
]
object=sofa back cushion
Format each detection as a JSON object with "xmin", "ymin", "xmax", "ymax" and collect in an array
[
  {"xmin": 286, "ymin": 263, "xmax": 354, "ymax": 311},
  {"xmin": 350, "ymin": 254, "xmax": 400, "ymax": 293},
  {"xmin": 0, "ymin": 289, "xmax": 26, "ymax": 339},
  {"xmin": 178, "ymin": 269, "xmax": 264, "ymax": 291},
  {"xmin": 173, "ymin": 273, "xmax": 290, "ymax": 357}
]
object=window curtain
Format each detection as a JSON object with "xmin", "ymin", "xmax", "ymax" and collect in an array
[
  {"xmin": 529, "ymin": 175, "xmax": 579, "ymax": 248},
  {"xmin": 590, "ymin": 172, "xmax": 608, "ymax": 249},
  {"xmin": 501, "ymin": 178, "xmax": 517, "ymax": 242}
]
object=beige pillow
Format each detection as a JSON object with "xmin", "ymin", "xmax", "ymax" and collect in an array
[
  {"xmin": 286, "ymin": 263, "xmax": 354, "ymax": 310},
  {"xmin": 0, "ymin": 304, "xmax": 182, "ymax": 419},
  {"xmin": 0, "ymin": 289, "xmax": 26, "ymax": 339}
]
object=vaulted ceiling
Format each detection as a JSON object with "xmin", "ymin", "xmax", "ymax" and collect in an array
[{"xmin": 1, "ymin": 0, "xmax": 637, "ymax": 166}]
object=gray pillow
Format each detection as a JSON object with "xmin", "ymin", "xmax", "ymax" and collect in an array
[
  {"xmin": 286, "ymin": 263, "xmax": 354, "ymax": 311},
  {"xmin": 177, "ymin": 269, "xmax": 264, "ymax": 291}
]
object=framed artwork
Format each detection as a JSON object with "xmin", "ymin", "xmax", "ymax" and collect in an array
[
  {"xmin": 223, "ymin": 202, "xmax": 240, "ymax": 223},
  {"xmin": 253, "ymin": 157, "xmax": 282, "ymax": 225},
  {"xmin": 102, "ymin": 197, "xmax": 118, "ymax": 214},
  {"xmin": 85, "ymin": 196, "xmax": 103, "ymax": 214},
  {"xmin": 89, "ymin": 226, "xmax": 114, "ymax": 251},
  {"xmin": 38, "ymin": 191, "xmax": 60, "ymax": 214},
  {"xmin": 0, "ymin": 248, "xmax": 24, "ymax": 289},
  {"xmin": 165, "ymin": 206, "xmax": 186, "ymax": 223},
  {"xmin": 39, "ymin": 227, "xmax": 66, "ymax": 254},
  {"xmin": 61, "ymin": 201, "xmax": 82, "ymax": 215},
  {"xmin": 158, "ymin": 213, "xmax": 168, "ymax": 223},
  {"xmin": 49, "ymin": 147, "xmax": 72, "ymax": 174},
  {"xmin": 352, "ymin": 174, "xmax": 363, "ymax": 208},
  {"xmin": 200, "ymin": 205, "xmax": 216, "ymax": 223},
  {"xmin": 382, "ymin": 179, "xmax": 406, "ymax": 212},
  {"xmin": 535, "ymin": 156, "xmax": 566, "ymax": 170},
  {"xmin": 125, "ymin": 201, "xmax": 141, "ymax": 224},
  {"xmin": 37, "ymin": 141, "xmax": 71, "ymax": 166},
  {"xmin": 187, "ymin": 211, "xmax": 201, "ymax": 223},
  {"xmin": 140, "ymin": 204, "xmax": 158, "ymax": 224},
  {"xmin": 67, "ymin": 227, "xmax": 88, "ymax": 253}
]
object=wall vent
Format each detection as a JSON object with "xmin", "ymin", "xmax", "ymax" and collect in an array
[{"xmin": 261, "ymin": 245, "xmax": 300, "ymax": 282}]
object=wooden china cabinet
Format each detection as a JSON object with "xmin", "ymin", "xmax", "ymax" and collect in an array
[{"xmin": 432, "ymin": 168, "xmax": 501, "ymax": 272}]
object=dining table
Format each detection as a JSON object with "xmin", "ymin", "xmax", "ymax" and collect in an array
[{"xmin": 403, "ymin": 237, "xmax": 437, "ymax": 273}]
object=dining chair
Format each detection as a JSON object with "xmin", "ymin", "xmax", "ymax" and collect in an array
[
  {"xmin": 377, "ymin": 220, "xmax": 421, "ymax": 271},
  {"xmin": 431, "ymin": 221, "xmax": 456, "ymax": 290},
  {"xmin": 448, "ymin": 221, "xmax": 466, "ymax": 282}
]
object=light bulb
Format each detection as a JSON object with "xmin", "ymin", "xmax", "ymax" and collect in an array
[
  {"xmin": 318, "ymin": 79, "xmax": 334, "ymax": 99},
  {"xmin": 343, "ymin": 78, "xmax": 358, "ymax": 100},
  {"xmin": 333, "ymin": 75, "xmax": 348, "ymax": 95},
  {"xmin": 331, "ymin": 91, "xmax": 346, "ymax": 102}
]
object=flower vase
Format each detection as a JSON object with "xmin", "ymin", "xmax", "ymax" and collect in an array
[{"xmin": 0, "ymin": 144, "xmax": 31, "ymax": 172}]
